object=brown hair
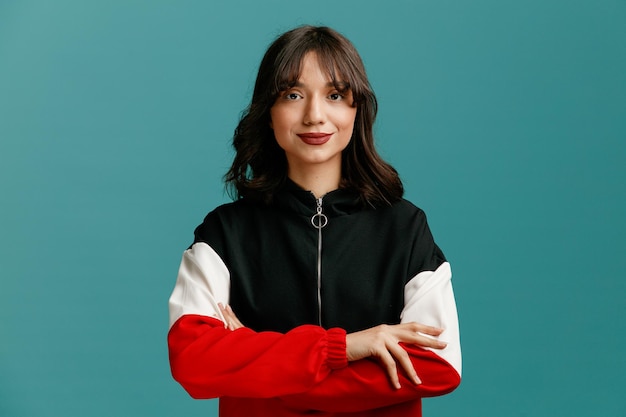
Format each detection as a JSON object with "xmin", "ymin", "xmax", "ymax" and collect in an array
[{"xmin": 225, "ymin": 25, "xmax": 403, "ymax": 206}]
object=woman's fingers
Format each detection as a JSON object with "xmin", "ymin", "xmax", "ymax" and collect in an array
[
  {"xmin": 218, "ymin": 303, "xmax": 232, "ymax": 329},
  {"xmin": 412, "ymin": 323, "xmax": 444, "ymax": 336},
  {"xmin": 346, "ymin": 322, "xmax": 448, "ymax": 389},
  {"xmin": 218, "ymin": 303, "xmax": 244, "ymax": 330},
  {"xmin": 386, "ymin": 339, "xmax": 421, "ymax": 386},
  {"xmin": 398, "ymin": 323, "xmax": 447, "ymax": 349},
  {"xmin": 226, "ymin": 304, "xmax": 244, "ymax": 329},
  {"xmin": 412, "ymin": 333, "xmax": 448, "ymax": 349},
  {"xmin": 377, "ymin": 347, "xmax": 401, "ymax": 389},
  {"xmin": 346, "ymin": 325, "xmax": 420, "ymax": 389}
]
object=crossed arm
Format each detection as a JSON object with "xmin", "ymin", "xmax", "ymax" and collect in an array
[
  {"xmin": 219, "ymin": 302, "xmax": 447, "ymax": 389},
  {"xmin": 168, "ymin": 243, "xmax": 461, "ymax": 410}
]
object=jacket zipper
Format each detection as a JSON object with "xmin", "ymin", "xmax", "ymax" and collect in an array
[{"xmin": 310, "ymin": 197, "xmax": 328, "ymax": 326}]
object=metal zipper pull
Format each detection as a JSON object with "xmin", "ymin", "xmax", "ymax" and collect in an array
[{"xmin": 311, "ymin": 197, "xmax": 328, "ymax": 229}]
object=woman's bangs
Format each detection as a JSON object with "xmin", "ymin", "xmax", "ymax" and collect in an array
[
  {"xmin": 271, "ymin": 44, "xmax": 309, "ymax": 96},
  {"xmin": 272, "ymin": 45, "xmax": 361, "ymax": 100},
  {"xmin": 316, "ymin": 47, "xmax": 355, "ymax": 94}
]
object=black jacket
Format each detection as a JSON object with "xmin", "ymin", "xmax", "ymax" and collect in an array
[{"xmin": 192, "ymin": 181, "xmax": 447, "ymax": 334}]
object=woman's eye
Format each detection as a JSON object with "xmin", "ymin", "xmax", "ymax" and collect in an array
[
  {"xmin": 285, "ymin": 92, "xmax": 301, "ymax": 100},
  {"xmin": 329, "ymin": 93, "xmax": 343, "ymax": 101}
]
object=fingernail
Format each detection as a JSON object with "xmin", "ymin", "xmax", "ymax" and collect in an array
[
  {"xmin": 218, "ymin": 303, "xmax": 224, "ymax": 309},
  {"xmin": 415, "ymin": 375, "xmax": 422, "ymax": 385}
]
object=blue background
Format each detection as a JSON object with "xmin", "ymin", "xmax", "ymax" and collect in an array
[{"xmin": 1, "ymin": 1, "xmax": 625, "ymax": 416}]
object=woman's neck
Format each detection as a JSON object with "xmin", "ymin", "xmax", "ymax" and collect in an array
[{"xmin": 287, "ymin": 165, "xmax": 341, "ymax": 198}]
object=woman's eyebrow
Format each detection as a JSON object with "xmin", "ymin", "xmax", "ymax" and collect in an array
[{"xmin": 292, "ymin": 81, "xmax": 348, "ymax": 88}]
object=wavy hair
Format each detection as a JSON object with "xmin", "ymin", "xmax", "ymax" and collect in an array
[{"xmin": 225, "ymin": 25, "xmax": 403, "ymax": 206}]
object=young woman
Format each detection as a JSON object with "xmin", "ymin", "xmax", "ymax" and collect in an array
[{"xmin": 168, "ymin": 25, "xmax": 461, "ymax": 417}]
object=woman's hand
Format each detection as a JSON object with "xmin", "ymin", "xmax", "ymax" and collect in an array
[
  {"xmin": 218, "ymin": 303, "xmax": 245, "ymax": 330},
  {"xmin": 346, "ymin": 323, "xmax": 447, "ymax": 389}
]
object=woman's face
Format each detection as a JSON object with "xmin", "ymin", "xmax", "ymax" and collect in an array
[{"xmin": 270, "ymin": 52, "xmax": 357, "ymax": 180}]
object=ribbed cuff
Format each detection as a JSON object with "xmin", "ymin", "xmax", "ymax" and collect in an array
[{"xmin": 326, "ymin": 327, "xmax": 348, "ymax": 370}]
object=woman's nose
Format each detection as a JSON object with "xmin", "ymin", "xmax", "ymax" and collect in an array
[{"xmin": 303, "ymin": 97, "xmax": 325, "ymax": 126}]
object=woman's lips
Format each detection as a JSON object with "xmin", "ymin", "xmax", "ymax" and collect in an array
[{"xmin": 297, "ymin": 133, "xmax": 332, "ymax": 145}]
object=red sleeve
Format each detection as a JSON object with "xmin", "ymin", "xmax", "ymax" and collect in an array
[
  {"xmin": 279, "ymin": 343, "xmax": 461, "ymax": 413},
  {"xmin": 167, "ymin": 314, "xmax": 348, "ymax": 399}
]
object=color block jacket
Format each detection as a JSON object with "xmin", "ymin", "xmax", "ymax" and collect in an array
[{"xmin": 168, "ymin": 181, "xmax": 462, "ymax": 416}]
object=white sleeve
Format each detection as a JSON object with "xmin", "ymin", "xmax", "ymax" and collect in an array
[
  {"xmin": 400, "ymin": 262, "xmax": 462, "ymax": 376},
  {"xmin": 168, "ymin": 242, "xmax": 231, "ymax": 328}
]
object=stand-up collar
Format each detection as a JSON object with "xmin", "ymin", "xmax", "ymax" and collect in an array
[{"xmin": 272, "ymin": 179, "xmax": 365, "ymax": 218}]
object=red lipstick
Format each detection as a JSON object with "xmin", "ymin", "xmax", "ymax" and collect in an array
[{"xmin": 297, "ymin": 133, "xmax": 332, "ymax": 145}]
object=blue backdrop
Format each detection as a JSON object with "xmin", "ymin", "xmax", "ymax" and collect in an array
[{"xmin": 1, "ymin": 1, "xmax": 625, "ymax": 416}]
